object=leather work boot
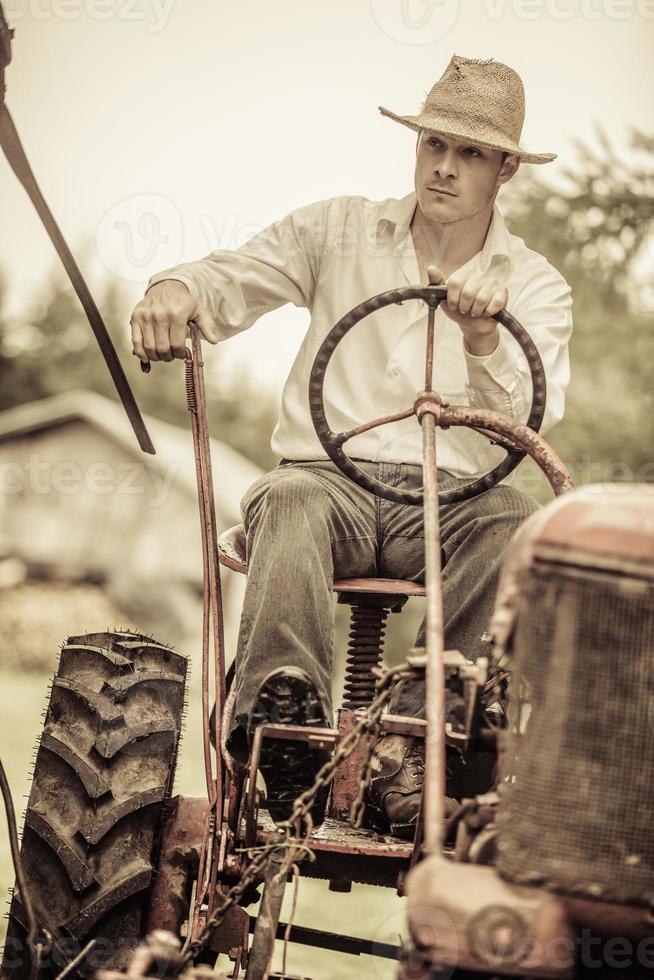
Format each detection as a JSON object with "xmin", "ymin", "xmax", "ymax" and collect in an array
[
  {"xmin": 247, "ymin": 666, "xmax": 331, "ymax": 827},
  {"xmin": 365, "ymin": 734, "xmax": 457, "ymax": 840}
]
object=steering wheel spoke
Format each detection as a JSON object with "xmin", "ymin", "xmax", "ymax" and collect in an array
[{"xmin": 333, "ymin": 406, "xmax": 416, "ymax": 448}]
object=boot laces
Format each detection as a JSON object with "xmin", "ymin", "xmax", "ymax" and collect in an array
[{"xmin": 406, "ymin": 740, "xmax": 425, "ymax": 781}]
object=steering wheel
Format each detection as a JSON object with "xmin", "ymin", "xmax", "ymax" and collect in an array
[{"xmin": 309, "ymin": 284, "xmax": 547, "ymax": 507}]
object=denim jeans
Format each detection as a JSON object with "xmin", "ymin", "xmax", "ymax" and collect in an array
[{"xmin": 231, "ymin": 460, "xmax": 538, "ymax": 727}]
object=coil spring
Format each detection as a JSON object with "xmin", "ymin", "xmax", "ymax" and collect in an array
[
  {"xmin": 342, "ymin": 602, "xmax": 392, "ymax": 709},
  {"xmin": 185, "ymin": 356, "xmax": 197, "ymax": 412}
]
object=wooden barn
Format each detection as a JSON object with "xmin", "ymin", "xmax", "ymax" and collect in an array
[{"xmin": 0, "ymin": 389, "xmax": 262, "ymax": 669}]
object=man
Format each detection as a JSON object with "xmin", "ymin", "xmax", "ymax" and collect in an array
[{"xmin": 130, "ymin": 55, "xmax": 572, "ymax": 837}]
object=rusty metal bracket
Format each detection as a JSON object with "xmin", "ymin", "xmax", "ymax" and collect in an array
[
  {"xmin": 148, "ymin": 797, "xmax": 209, "ymax": 937},
  {"xmin": 244, "ymin": 723, "xmax": 339, "ymax": 849}
]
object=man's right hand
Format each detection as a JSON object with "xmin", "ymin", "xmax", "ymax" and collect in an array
[{"xmin": 130, "ymin": 280, "xmax": 219, "ymax": 363}]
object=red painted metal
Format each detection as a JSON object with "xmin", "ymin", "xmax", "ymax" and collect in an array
[
  {"xmin": 184, "ymin": 332, "xmax": 228, "ymax": 938},
  {"xmin": 333, "ymin": 578, "xmax": 426, "ymax": 596},
  {"xmin": 147, "ymin": 797, "xmax": 210, "ymax": 935},
  {"xmin": 438, "ymin": 404, "xmax": 573, "ymax": 497},
  {"xmin": 419, "ymin": 406, "xmax": 447, "ymax": 858},
  {"xmin": 170, "ymin": 295, "xmax": 580, "ymax": 972},
  {"xmin": 328, "ymin": 709, "xmax": 370, "ymax": 823},
  {"xmin": 536, "ymin": 487, "xmax": 654, "ymax": 565}
]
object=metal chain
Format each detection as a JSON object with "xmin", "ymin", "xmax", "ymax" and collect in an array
[{"xmin": 183, "ymin": 662, "xmax": 419, "ymax": 965}]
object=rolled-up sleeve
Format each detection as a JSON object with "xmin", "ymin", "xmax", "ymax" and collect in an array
[
  {"xmin": 464, "ymin": 260, "xmax": 573, "ymax": 436},
  {"xmin": 146, "ymin": 199, "xmax": 331, "ymax": 340}
]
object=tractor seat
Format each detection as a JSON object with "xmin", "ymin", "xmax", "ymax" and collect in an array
[{"xmin": 217, "ymin": 523, "xmax": 426, "ymax": 598}]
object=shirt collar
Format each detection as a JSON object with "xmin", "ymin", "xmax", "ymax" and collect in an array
[
  {"xmin": 376, "ymin": 192, "xmax": 416, "ymax": 246},
  {"xmin": 376, "ymin": 191, "xmax": 511, "ymax": 274}
]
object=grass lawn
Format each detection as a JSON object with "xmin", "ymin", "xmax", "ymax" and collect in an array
[{"xmin": 0, "ymin": 665, "xmax": 407, "ymax": 979}]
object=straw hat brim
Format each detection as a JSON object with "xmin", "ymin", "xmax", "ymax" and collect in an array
[{"xmin": 379, "ymin": 105, "xmax": 556, "ymax": 165}]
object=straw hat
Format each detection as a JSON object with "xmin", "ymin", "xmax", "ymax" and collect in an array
[{"xmin": 379, "ymin": 55, "xmax": 556, "ymax": 165}]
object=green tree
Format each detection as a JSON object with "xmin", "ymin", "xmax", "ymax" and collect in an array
[
  {"xmin": 0, "ymin": 256, "xmax": 278, "ymax": 471},
  {"xmin": 503, "ymin": 125, "xmax": 654, "ymax": 495}
]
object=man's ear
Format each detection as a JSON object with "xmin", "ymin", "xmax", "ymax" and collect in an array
[{"xmin": 498, "ymin": 153, "xmax": 520, "ymax": 185}]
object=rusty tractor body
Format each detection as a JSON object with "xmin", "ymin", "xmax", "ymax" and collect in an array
[
  {"xmin": 1, "ymin": 9, "xmax": 652, "ymax": 972},
  {"xmin": 2, "ymin": 282, "xmax": 653, "ymax": 980}
]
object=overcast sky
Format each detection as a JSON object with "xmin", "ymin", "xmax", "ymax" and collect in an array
[{"xmin": 1, "ymin": 0, "xmax": 652, "ymax": 390}]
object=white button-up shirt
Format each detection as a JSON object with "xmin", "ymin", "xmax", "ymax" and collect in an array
[{"xmin": 148, "ymin": 192, "xmax": 573, "ymax": 477}]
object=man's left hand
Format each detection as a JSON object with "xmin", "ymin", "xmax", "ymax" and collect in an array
[{"xmin": 427, "ymin": 261, "xmax": 508, "ymax": 357}]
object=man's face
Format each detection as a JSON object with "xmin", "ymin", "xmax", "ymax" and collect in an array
[{"xmin": 414, "ymin": 130, "xmax": 518, "ymax": 224}]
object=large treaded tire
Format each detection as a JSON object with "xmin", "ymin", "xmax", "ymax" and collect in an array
[{"xmin": 1, "ymin": 630, "xmax": 187, "ymax": 978}]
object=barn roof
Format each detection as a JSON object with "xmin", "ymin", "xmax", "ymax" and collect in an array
[{"xmin": 0, "ymin": 389, "xmax": 263, "ymax": 505}]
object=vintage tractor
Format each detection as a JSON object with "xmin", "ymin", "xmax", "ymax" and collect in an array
[
  {"xmin": 3, "ymin": 267, "xmax": 653, "ymax": 980},
  {"xmin": 1, "ymin": 8, "xmax": 653, "ymax": 978}
]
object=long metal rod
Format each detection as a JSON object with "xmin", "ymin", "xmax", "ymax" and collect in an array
[
  {"xmin": 424, "ymin": 305, "xmax": 436, "ymax": 391},
  {"xmin": 53, "ymin": 940, "xmax": 97, "ymax": 980},
  {"xmin": 420, "ymin": 410, "xmax": 446, "ymax": 856},
  {"xmin": 184, "ymin": 359, "xmax": 214, "ymax": 937},
  {"xmin": 419, "ymin": 297, "xmax": 446, "ymax": 856},
  {"xmin": 185, "ymin": 355, "xmax": 216, "ymax": 801},
  {"xmin": 191, "ymin": 328, "xmax": 227, "ymax": 774},
  {"xmin": 254, "ymin": 919, "xmax": 402, "ymax": 961},
  {"xmin": 0, "ymin": 104, "xmax": 155, "ymax": 455},
  {"xmin": 244, "ymin": 853, "xmax": 287, "ymax": 980},
  {"xmin": 0, "ymin": 757, "xmax": 41, "ymax": 958},
  {"xmin": 193, "ymin": 331, "xmax": 227, "ymax": 921},
  {"xmin": 184, "ymin": 328, "xmax": 227, "ymax": 935}
]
